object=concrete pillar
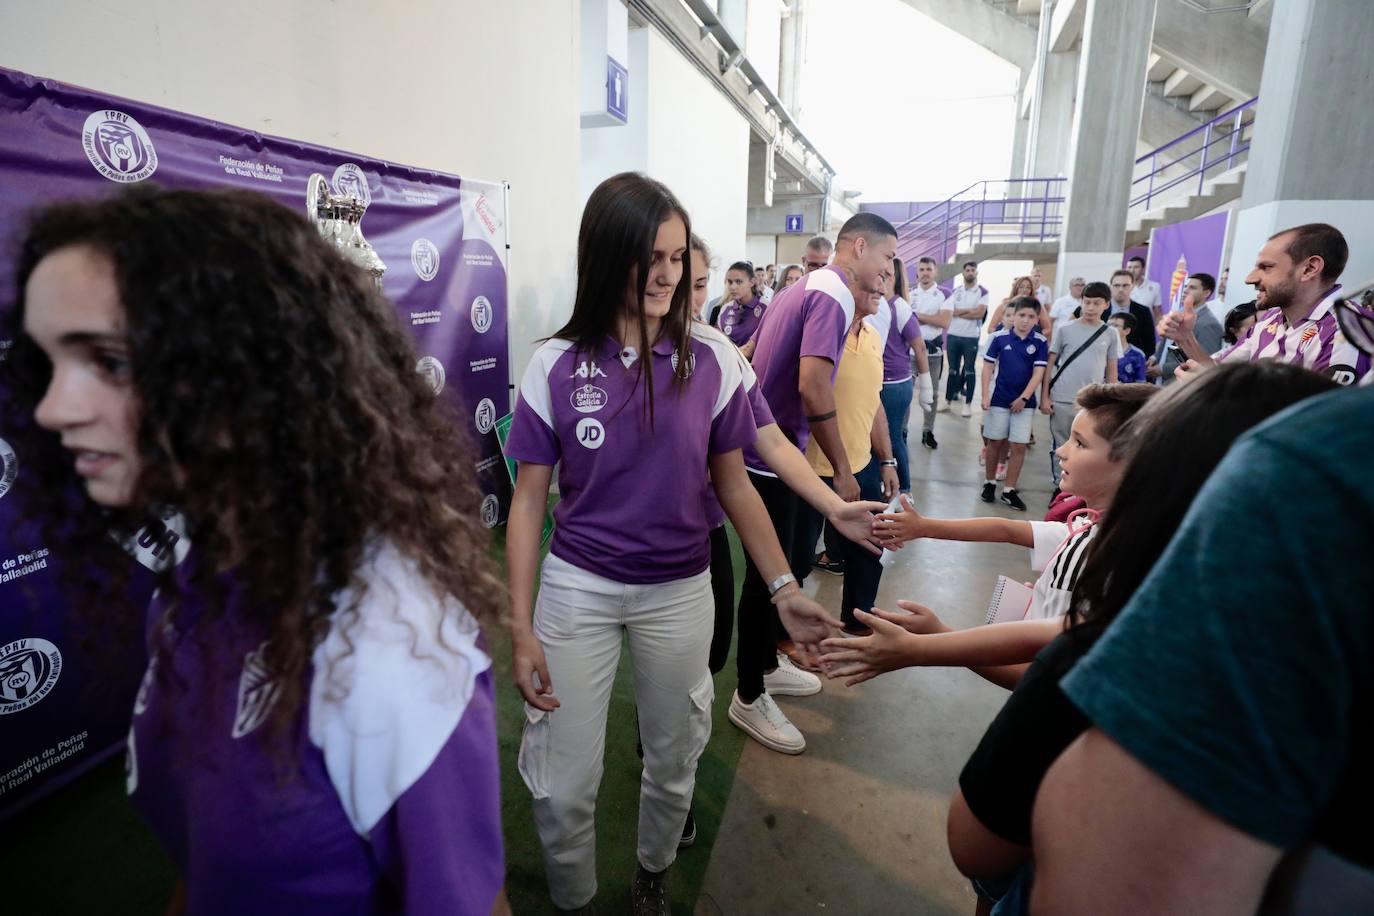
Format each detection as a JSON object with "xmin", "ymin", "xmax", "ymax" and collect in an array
[
  {"xmin": 1029, "ymin": 52, "xmax": 1077, "ymax": 177},
  {"xmin": 1223, "ymin": 0, "xmax": 1374, "ymax": 306},
  {"xmin": 1055, "ymin": 0, "xmax": 1156, "ymax": 287}
]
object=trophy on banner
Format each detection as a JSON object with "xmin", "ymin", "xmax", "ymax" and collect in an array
[{"xmin": 305, "ymin": 172, "xmax": 387, "ymax": 286}]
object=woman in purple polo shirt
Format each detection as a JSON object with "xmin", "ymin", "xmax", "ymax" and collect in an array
[
  {"xmin": 4, "ymin": 188, "xmax": 507, "ymax": 914},
  {"xmin": 715, "ymin": 259, "xmax": 767, "ymax": 347},
  {"xmin": 504, "ymin": 172, "xmax": 840, "ymax": 916}
]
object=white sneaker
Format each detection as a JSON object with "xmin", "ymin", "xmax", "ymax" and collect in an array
[
  {"xmin": 728, "ymin": 691, "xmax": 806, "ymax": 755},
  {"xmin": 960, "ymin": 403, "xmax": 972, "ymax": 418},
  {"xmin": 763, "ymin": 653, "xmax": 822, "ymax": 697},
  {"xmin": 936, "ymin": 399, "xmax": 951, "ymax": 413}
]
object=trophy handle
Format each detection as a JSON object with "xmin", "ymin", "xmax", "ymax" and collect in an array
[{"xmin": 306, "ymin": 173, "xmax": 331, "ymax": 225}]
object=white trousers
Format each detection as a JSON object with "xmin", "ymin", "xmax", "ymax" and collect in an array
[{"xmin": 519, "ymin": 552, "xmax": 715, "ymax": 910}]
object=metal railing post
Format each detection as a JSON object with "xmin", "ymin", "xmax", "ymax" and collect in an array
[
  {"xmin": 978, "ymin": 182, "xmax": 987, "ymax": 245},
  {"xmin": 1199, "ymin": 123, "xmax": 1213, "ymax": 195}
]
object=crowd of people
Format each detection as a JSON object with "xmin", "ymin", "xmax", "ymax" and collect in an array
[{"xmin": 5, "ymin": 174, "xmax": 1370, "ymax": 916}]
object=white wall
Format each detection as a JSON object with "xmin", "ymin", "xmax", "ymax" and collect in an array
[
  {"xmin": 746, "ymin": 235, "xmax": 779, "ymax": 272},
  {"xmin": 0, "ymin": 0, "xmax": 581, "ymax": 383},
  {"xmin": 579, "ymin": 25, "xmax": 751, "ymax": 301}
]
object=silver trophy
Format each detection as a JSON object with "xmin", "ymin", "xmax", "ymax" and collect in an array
[{"xmin": 305, "ymin": 172, "xmax": 387, "ymax": 285}]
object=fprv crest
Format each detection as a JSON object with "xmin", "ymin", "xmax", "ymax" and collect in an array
[{"xmin": 82, "ymin": 109, "xmax": 158, "ymax": 183}]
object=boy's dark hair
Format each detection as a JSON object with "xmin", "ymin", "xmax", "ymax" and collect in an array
[
  {"xmin": 1083, "ymin": 281, "xmax": 1111, "ymax": 300},
  {"xmin": 1109, "ymin": 311, "xmax": 1137, "ymax": 330},
  {"xmin": 1126, "ymin": 255, "xmax": 1145, "ymax": 267},
  {"xmin": 1110, "ymin": 269, "xmax": 1134, "ymax": 283},
  {"xmin": 1190, "ymin": 272, "xmax": 1216, "ymax": 296},
  {"xmin": 1074, "ymin": 383, "xmax": 1158, "ymax": 453},
  {"xmin": 1012, "ymin": 296, "xmax": 1041, "ymax": 315},
  {"xmin": 963, "ymin": 260, "xmax": 977, "ymax": 269}
]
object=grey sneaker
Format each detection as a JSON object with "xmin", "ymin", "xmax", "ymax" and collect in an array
[{"xmin": 631, "ymin": 865, "xmax": 669, "ymax": 916}]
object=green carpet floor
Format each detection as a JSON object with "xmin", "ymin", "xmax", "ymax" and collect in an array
[{"xmin": 8, "ymin": 526, "xmax": 751, "ymax": 915}]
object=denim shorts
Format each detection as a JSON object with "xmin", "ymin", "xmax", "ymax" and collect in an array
[{"xmin": 983, "ymin": 405, "xmax": 1033, "ymax": 443}]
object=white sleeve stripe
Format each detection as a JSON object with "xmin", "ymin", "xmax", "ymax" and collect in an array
[
  {"xmin": 806, "ymin": 268, "xmax": 856, "ymax": 316},
  {"xmin": 691, "ymin": 324, "xmax": 747, "ymax": 419},
  {"xmin": 517, "ymin": 339, "xmax": 574, "ymax": 429}
]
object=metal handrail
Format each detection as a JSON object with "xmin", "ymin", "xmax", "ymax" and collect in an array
[
  {"xmin": 894, "ymin": 177, "xmax": 1066, "ymax": 266},
  {"xmin": 1131, "ymin": 97, "xmax": 1257, "ymax": 213}
]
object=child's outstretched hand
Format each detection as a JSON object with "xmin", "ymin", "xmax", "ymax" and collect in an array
[
  {"xmin": 819, "ymin": 609, "xmax": 920, "ymax": 686},
  {"xmin": 878, "ymin": 600, "xmax": 951, "ymax": 635},
  {"xmin": 874, "ymin": 494, "xmax": 924, "ymax": 547}
]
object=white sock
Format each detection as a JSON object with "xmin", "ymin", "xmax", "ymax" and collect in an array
[{"xmin": 984, "ymin": 479, "xmax": 995, "ymax": 486}]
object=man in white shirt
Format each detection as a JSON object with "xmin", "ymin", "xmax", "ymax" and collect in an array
[
  {"xmin": 1032, "ymin": 267, "xmax": 1053, "ymax": 308},
  {"xmin": 910, "ymin": 256, "xmax": 953, "ymax": 446},
  {"xmin": 944, "ymin": 260, "xmax": 989, "ymax": 417},
  {"xmin": 754, "ymin": 266, "xmax": 774, "ymax": 303},
  {"xmin": 1049, "ymin": 277, "xmax": 1085, "ymax": 334},
  {"xmin": 1127, "ymin": 255, "xmax": 1163, "ymax": 323}
]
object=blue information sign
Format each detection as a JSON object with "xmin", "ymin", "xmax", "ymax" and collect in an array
[
  {"xmin": 785, "ymin": 213, "xmax": 804, "ymax": 233},
  {"xmin": 606, "ymin": 56, "xmax": 628, "ymax": 123}
]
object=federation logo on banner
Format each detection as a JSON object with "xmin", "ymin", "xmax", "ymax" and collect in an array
[
  {"xmin": 0, "ymin": 637, "xmax": 63, "ymax": 715},
  {"xmin": 331, "ymin": 163, "xmax": 372, "ymax": 207},
  {"xmin": 471, "ymin": 296, "xmax": 493, "ymax": 334},
  {"xmin": 416, "ymin": 356, "xmax": 446, "ymax": 396},
  {"xmin": 410, "ymin": 239, "xmax": 440, "ymax": 282},
  {"xmin": 475, "ymin": 398, "xmax": 497, "ymax": 434},
  {"xmin": 480, "ymin": 494, "xmax": 500, "ymax": 529},
  {"xmin": 82, "ymin": 109, "xmax": 158, "ymax": 183},
  {"xmin": 0, "ymin": 436, "xmax": 16, "ymax": 500}
]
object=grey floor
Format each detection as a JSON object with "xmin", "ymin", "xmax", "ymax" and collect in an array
[{"xmin": 698, "ymin": 402, "xmax": 1054, "ymax": 916}]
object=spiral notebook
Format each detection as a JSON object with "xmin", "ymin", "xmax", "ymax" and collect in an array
[{"xmin": 985, "ymin": 575, "xmax": 1034, "ymax": 625}]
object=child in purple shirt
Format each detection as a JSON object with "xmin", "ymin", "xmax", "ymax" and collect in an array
[{"xmin": 7, "ymin": 187, "xmax": 507, "ymax": 915}]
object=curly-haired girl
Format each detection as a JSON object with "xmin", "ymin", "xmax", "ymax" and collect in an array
[{"xmin": 5, "ymin": 186, "xmax": 507, "ymax": 915}]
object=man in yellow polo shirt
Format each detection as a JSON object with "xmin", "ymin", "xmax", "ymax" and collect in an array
[{"xmin": 801, "ymin": 290, "xmax": 899, "ymax": 636}]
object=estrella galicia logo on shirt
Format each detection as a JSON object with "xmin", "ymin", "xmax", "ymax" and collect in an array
[
  {"xmin": 480, "ymin": 494, "xmax": 500, "ymax": 529},
  {"xmin": 330, "ymin": 162, "xmax": 371, "ymax": 206},
  {"xmin": 0, "ymin": 436, "xmax": 16, "ymax": 500},
  {"xmin": 0, "ymin": 638, "xmax": 63, "ymax": 715},
  {"xmin": 576, "ymin": 418, "xmax": 606, "ymax": 450},
  {"xmin": 232, "ymin": 642, "xmax": 280, "ymax": 739},
  {"xmin": 410, "ymin": 239, "xmax": 440, "ymax": 282},
  {"xmin": 416, "ymin": 356, "xmax": 446, "ymax": 396},
  {"xmin": 471, "ymin": 296, "xmax": 493, "ymax": 334},
  {"xmin": 570, "ymin": 384, "xmax": 608, "ymax": 413},
  {"xmin": 475, "ymin": 398, "xmax": 497, "ymax": 434},
  {"xmin": 82, "ymin": 110, "xmax": 158, "ymax": 183}
]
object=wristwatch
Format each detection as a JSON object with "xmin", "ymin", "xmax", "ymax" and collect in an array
[
  {"xmin": 880, "ymin": 458, "xmax": 898, "ymax": 467},
  {"xmin": 767, "ymin": 573, "xmax": 797, "ymax": 596}
]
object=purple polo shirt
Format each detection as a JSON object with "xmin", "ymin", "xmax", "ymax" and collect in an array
[
  {"xmin": 705, "ymin": 339, "xmax": 777, "ymax": 528},
  {"xmin": 984, "ymin": 328, "xmax": 1049, "ymax": 409},
  {"xmin": 506, "ymin": 324, "xmax": 757, "ymax": 583},
  {"xmin": 127, "ymin": 543, "xmax": 504, "ymax": 916},
  {"xmin": 717, "ymin": 296, "xmax": 766, "ymax": 347},
  {"xmin": 865, "ymin": 296, "xmax": 924, "ymax": 383},
  {"xmin": 744, "ymin": 265, "xmax": 855, "ymax": 472}
]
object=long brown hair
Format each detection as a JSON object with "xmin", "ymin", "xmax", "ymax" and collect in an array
[{"xmin": 3, "ymin": 186, "xmax": 505, "ymax": 754}]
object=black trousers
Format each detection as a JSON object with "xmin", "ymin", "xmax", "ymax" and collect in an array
[
  {"xmin": 706, "ymin": 524, "xmax": 735, "ymax": 675},
  {"xmin": 735, "ymin": 471, "xmax": 812, "ymax": 702}
]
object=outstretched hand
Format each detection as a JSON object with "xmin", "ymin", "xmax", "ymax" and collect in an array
[
  {"xmin": 775, "ymin": 590, "xmax": 844, "ymax": 665},
  {"xmin": 827, "ymin": 498, "xmax": 889, "ymax": 555},
  {"xmin": 874, "ymin": 493, "xmax": 923, "ymax": 547},
  {"xmin": 818, "ymin": 609, "xmax": 918, "ymax": 686}
]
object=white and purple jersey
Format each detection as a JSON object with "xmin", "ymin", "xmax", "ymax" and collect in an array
[
  {"xmin": 910, "ymin": 283, "xmax": 950, "ymax": 346},
  {"xmin": 716, "ymin": 295, "xmax": 766, "ymax": 348},
  {"xmin": 865, "ymin": 296, "xmax": 924, "ymax": 384},
  {"xmin": 1217, "ymin": 285, "xmax": 1370, "ymax": 386},
  {"xmin": 947, "ymin": 284, "xmax": 990, "ymax": 338},
  {"xmin": 704, "ymin": 342, "xmax": 778, "ymax": 529},
  {"xmin": 128, "ymin": 542, "xmax": 503, "ymax": 916},
  {"xmin": 507, "ymin": 324, "xmax": 756, "ymax": 583},
  {"xmin": 744, "ymin": 265, "xmax": 855, "ymax": 473}
]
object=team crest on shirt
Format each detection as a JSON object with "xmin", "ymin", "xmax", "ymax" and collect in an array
[
  {"xmin": 1297, "ymin": 326, "xmax": 1319, "ymax": 355},
  {"xmin": 753, "ymin": 305, "xmax": 762, "ymax": 317},
  {"xmin": 0, "ymin": 637, "xmax": 62, "ymax": 715},
  {"xmin": 671, "ymin": 350, "xmax": 696, "ymax": 377},
  {"xmin": 570, "ymin": 384, "xmax": 608, "ymax": 413},
  {"xmin": 232, "ymin": 642, "xmax": 281, "ymax": 739},
  {"xmin": 723, "ymin": 322, "xmax": 734, "ymax": 336},
  {"xmin": 1025, "ymin": 343, "xmax": 1037, "ymax": 354}
]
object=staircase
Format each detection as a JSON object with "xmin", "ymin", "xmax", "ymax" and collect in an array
[{"xmin": 892, "ymin": 177, "xmax": 1065, "ymax": 273}]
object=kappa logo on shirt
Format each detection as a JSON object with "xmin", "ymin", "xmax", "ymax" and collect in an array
[
  {"xmin": 575, "ymin": 418, "xmax": 606, "ymax": 450},
  {"xmin": 572, "ymin": 361, "xmax": 608, "ymax": 379},
  {"xmin": 232, "ymin": 642, "xmax": 281, "ymax": 739}
]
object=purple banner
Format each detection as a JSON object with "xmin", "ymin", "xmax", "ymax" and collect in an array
[
  {"xmin": 1146, "ymin": 210, "xmax": 1230, "ymax": 314},
  {"xmin": 0, "ymin": 66, "xmax": 510, "ymax": 820}
]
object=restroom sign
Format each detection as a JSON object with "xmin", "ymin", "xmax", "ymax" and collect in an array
[
  {"xmin": 606, "ymin": 57, "xmax": 628, "ymax": 123},
  {"xmin": 785, "ymin": 214, "xmax": 804, "ymax": 233}
]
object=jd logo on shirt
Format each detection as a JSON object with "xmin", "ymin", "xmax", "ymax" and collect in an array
[
  {"xmin": 573, "ymin": 361, "xmax": 607, "ymax": 379},
  {"xmin": 576, "ymin": 418, "xmax": 606, "ymax": 450}
]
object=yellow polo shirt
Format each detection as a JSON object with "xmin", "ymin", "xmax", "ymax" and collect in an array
[{"xmin": 807, "ymin": 322, "xmax": 883, "ymax": 476}]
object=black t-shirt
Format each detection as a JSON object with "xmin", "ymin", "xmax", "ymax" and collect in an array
[{"xmin": 958, "ymin": 631, "xmax": 1092, "ymax": 847}]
